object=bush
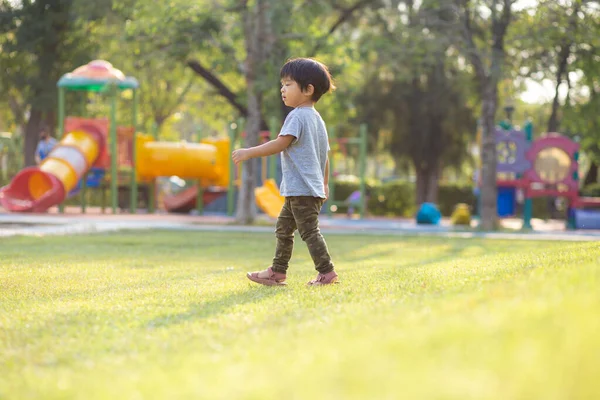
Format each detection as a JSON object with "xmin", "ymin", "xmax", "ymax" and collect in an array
[
  {"xmin": 331, "ymin": 180, "xmax": 476, "ymax": 217},
  {"xmin": 368, "ymin": 181, "xmax": 415, "ymax": 217},
  {"xmin": 437, "ymin": 184, "xmax": 477, "ymax": 216},
  {"xmin": 581, "ymin": 183, "xmax": 600, "ymax": 197}
]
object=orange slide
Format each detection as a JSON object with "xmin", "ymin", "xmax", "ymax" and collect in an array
[
  {"xmin": 0, "ymin": 121, "xmax": 105, "ymax": 213},
  {"xmin": 255, "ymin": 179, "xmax": 284, "ymax": 218}
]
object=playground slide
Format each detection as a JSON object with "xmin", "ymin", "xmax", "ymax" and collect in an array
[
  {"xmin": 163, "ymin": 186, "xmax": 227, "ymax": 214},
  {"xmin": 136, "ymin": 135, "xmax": 230, "ymax": 188},
  {"xmin": 0, "ymin": 124, "xmax": 105, "ymax": 213},
  {"xmin": 255, "ymin": 179, "xmax": 284, "ymax": 218}
]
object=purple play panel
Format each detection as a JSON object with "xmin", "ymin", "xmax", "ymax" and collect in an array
[{"xmin": 495, "ymin": 128, "xmax": 531, "ymax": 174}]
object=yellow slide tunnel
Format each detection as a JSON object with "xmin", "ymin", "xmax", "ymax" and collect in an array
[
  {"xmin": 136, "ymin": 135, "xmax": 230, "ymax": 187},
  {"xmin": 37, "ymin": 130, "xmax": 101, "ymax": 196}
]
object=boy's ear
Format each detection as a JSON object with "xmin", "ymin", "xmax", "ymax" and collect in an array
[{"xmin": 304, "ymin": 84, "xmax": 315, "ymax": 96}]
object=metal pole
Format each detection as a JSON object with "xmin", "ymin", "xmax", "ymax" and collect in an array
[
  {"xmin": 522, "ymin": 120, "xmax": 533, "ymax": 230},
  {"xmin": 328, "ymin": 126, "xmax": 336, "ymax": 216},
  {"xmin": 227, "ymin": 122, "xmax": 236, "ymax": 216},
  {"xmin": 58, "ymin": 87, "xmax": 66, "ymax": 214},
  {"xmin": 130, "ymin": 89, "xmax": 138, "ymax": 214},
  {"xmin": 110, "ymin": 88, "xmax": 118, "ymax": 214},
  {"xmin": 567, "ymin": 150, "xmax": 579, "ymax": 230},
  {"xmin": 196, "ymin": 183, "xmax": 204, "ymax": 215},
  {"xmin": 80, "ymin": 91, "xmax": 87, "ymax": 214},
  {"xmin": 358, "ymin": 124, "xmax": 368, "ymax": 219},
  {"xmin": 148, "ymin": 181, "xmax": 155, "ymax": 214}
]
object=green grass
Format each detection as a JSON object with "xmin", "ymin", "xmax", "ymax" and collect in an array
[{"xmin": 1, "ymin": 231, "xmax": 599, "ymax": 400}]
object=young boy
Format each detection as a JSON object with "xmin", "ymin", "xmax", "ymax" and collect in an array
[{"xmin": 232, "ymin": 57, "xmax": 338, "ymax": 286}]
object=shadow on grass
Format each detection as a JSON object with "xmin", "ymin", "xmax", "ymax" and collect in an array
[
  {"xmin": 337, "ymin": 240, "xmax": 489, "ymax": 272},
  {"xmin": 147, "ymin": 286, "xmax": 281, "ymax": 328}
]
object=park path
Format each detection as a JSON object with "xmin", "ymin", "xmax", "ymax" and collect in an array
[{"xmin": 1, "ymin": 206, "xmax": 599, "ymax": 241}]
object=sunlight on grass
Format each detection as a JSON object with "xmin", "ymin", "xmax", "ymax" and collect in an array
[{"xmin": 1, "ymin": 231, "xmax": 599, "ymax": 399}]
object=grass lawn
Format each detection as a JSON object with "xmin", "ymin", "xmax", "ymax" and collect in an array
[{"xmin": 1, "ymin": 230, "xmax": 599, "ymax": 399}]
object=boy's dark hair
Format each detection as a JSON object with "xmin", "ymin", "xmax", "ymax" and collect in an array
[{"xmin": 280, "ymin": 58, "xmax": 335, "ymax": 102}]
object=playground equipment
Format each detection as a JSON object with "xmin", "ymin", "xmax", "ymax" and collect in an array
[
  {"xmin": 451, "ymin": 203, "xmax": 472, "ymax": 226},
  {"xmin": 0, "ymin": 58, "xmax": 137, "ymax": 213},
  {"xmin": 489, "ymin": 124, "xmax": 600, "ymax": 229},
  {"xmin": 0, "ymin": 118, "xmax": 108, "ymax": 212},
  {"xmin": 416, "ymin": 202, "xmax": 442, "ymax": 225},
  {"xmin": 0, "ymin": 60, "xmax": 236, "ymax": 214},
  {"xmin": 255, "ymin": 178, "xmax": 285, "ymax": 218},
  {"xmin": 0, "ymin": 60, "xmax": 288, "ymax": 216},
  {"xmin": 162, "ymin": 186, "xmax": 227, "ymax": 214}
]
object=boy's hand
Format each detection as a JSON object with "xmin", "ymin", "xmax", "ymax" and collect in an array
[
  {"xmin": 324, "ymin": 185, "xmax": 330, "ymax": 200},
  {"xmin": 232, "ymin": 149, "xmax": 250, "ymax": 165}
]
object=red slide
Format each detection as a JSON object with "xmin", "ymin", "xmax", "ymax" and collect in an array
[
  {"xmin": 0, "ymin": 122, "xmax": 105, "ymax": 213},
  {"xmin": 163, "ymin": 186, "xmax": 226, "ymax": 214},
  {"xmin": 0, "ymin": 168, "xmax": 66, "ymax": 213}
]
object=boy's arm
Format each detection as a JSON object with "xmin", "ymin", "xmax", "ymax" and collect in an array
[
  {"xmin": 232, "ymin": 135, "xmax": 294, "ymax": 164},
  {"xmin": 248, "ymin": 135, "xmax": 295, "ymax": 158}
]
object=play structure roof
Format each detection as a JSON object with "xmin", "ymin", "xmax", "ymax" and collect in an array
[{"xmin": 57, "ymin": 60, "xmax": 139, "ymax": 92}]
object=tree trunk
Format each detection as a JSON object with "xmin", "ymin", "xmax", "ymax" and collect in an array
[
  {"xmin": 415, "ymin": 162, "xmax": 440, "ymax": 205},
  {"xmin": 23, "ymin": 109, "xmax": 43, "ymax": 167},
  {"xmin": 547, "ymin": 44, "xmax": 571, "ymax": 133},
  {"xmin": 236, "ymin": 0, "xmax": 269, "ymax": 224},
  {"xmin": 236, "ymin": 83, "xmax": 261, "ymax": 224},
  {"xmin": 8, "ymin": 94, "xmax": 26, "ymax": 129},
  {"xmin": 547, "ymin": 3, "xmax": 579, "ymax": 134},
  {"xmin": 479, "ymin": 82, "xmax": 499, "ymax": 230},
  {"xmin": 426, "ymin": 165, "xmax": 440, "ymax": 204},
  {"xmin": 584, "ymin": 161, "xmax": 598, "ymax": 186},
  {"xmin": 415, "ymin": 168, "xmax": 427, "ymax": 206}
]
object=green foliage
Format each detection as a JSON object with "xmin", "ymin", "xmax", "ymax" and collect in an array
[
  {"xmin": 368, "ymin": 181, "xmax": 416, "ymax": 217},
  {"xmin": 508, "ymin": 0, "xmax": 600, "ymax": 162},
  {"xmin": 531, "ymin": 197, "xmax": 552, "ymax": 221},
  {"xmin": 332, "ymin": 179, "xmax": 478, "ymax": 218},
  {"xmin": 581, "ymin": 183, "xmax": 600, "ymax": 198},
  {"xmin": 437, "ymin": 184, "xmax": 477, "ymax": 216},
  {"xmin": 347, "ymin": 0, "xmax": 477, "ymax": 204}
]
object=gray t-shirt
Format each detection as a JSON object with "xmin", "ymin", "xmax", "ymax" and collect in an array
[{"xmin": 278, "ymin": 107, "xmax": 330, "ymax": 198}]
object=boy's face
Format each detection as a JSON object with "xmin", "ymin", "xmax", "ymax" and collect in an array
[{"xmin": 280, "ymin": 77, "xmax": 313, "ymax": 108}]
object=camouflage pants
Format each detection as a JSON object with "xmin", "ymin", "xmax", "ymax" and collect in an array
[{"xmin": 271, "ymin": 196, "xmax": 334, "ymax": 274}]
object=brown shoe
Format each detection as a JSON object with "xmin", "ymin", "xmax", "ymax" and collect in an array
[
  {"xmin": 247, "ymin": 267, "xmax": 287, "ymax": 286},
  {"xmin": 307, "ymin": 270, "xmax": 339, "ymax": 286}
]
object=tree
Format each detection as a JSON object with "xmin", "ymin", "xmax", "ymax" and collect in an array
[
  {"xmin": 511, "ymin": 0, "xmax": 600, "ymax": 184},
  {"xmin": 351, "ymin": 0, "xmax": 476, "ymax": 204},
  {"xmin": 0, "ymin": 0, "xmax": 100, "ymax": 166},
  {"xmin": 234, "ymin": 0, "xmax": 277, "ymax": 224},
  {"xmin": 454, "ymin": 0, "xmax": 516, "ymax": 230}
]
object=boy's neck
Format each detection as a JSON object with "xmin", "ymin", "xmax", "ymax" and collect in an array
[{"xmin": 295, "ymin": 100, "xmax": 315, "ymax": 109}]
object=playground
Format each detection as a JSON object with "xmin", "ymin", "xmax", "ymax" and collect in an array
[
  {"xmin": 0, "ymin": 61, "xmax": 285, "ymax": 220},
  {"xmin": 2, "ymin": 62, "xmax": 599, "ymax": 235}
]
